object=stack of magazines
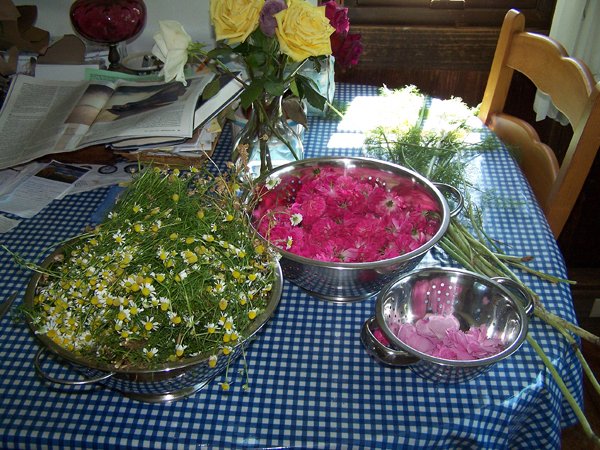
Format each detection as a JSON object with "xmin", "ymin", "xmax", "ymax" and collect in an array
[{"xmin": 0, "ymin": 68, "xmax": 244, "ymax": 170}]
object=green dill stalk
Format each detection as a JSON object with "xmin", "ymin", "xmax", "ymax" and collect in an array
[{"xmin": 527, "ymin": 335, "xmax": 600, "ymax": 444}]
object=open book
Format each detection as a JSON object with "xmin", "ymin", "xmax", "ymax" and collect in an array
[{"xmin": 0, "ymin": 71, "xmax": 243, "ymax": 170}]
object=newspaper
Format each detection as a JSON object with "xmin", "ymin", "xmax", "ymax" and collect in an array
[{"xmin": 0, "ymin": 73, "xmax": 213, "ymax": 170}]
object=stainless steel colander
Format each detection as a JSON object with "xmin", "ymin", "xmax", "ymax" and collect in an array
[{"xmin": 362, "ymin": 267, "xmax": 534, "ymax": 383}]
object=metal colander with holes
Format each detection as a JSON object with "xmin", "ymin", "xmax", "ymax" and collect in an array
[{"xmin": 361, "ymin": 267, "xmax": 534, "ymax": 383}]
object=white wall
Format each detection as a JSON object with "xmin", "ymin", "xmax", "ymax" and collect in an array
[
  {"xmin": 13, "ymin": 0, "xmax": 215, "ymax": 54},
  {"xmin": 13, "ymin": 0, "xmax": 319, "ymax": 54}
]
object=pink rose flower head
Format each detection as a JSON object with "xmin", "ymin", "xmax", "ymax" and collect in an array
[
  {"xmin": 259, "ymin": 0, "xmax": 287, "ymax": 37},
  {"xmin": 321, "ymin": 1, "xmax": 350, "ymax": 35},
  {"xmin": 320, "ymin": 1, "xmax": 362, "ymax": 68},
  {"xmin": 331, "ymin": 31, "xmax": 363, "ymax": 68}
]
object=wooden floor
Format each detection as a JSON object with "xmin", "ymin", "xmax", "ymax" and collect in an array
[{"xmin": 561, "ymin": 339, "xmax": 600, "ymax": 449}]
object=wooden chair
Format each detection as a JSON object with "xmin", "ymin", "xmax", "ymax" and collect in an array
[{"xmin": 478, "ymin": 9, "xmax": 600, "ymax": 239}]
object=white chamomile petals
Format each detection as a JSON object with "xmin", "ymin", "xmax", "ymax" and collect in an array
[{"xmin": 290, "ymin": 213, "xmax": 303, "ymax": 226}]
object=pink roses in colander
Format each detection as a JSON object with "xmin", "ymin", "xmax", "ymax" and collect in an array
[{"xmin": 252, "ymin": 165, "xmax": 442, "ymax": 263}]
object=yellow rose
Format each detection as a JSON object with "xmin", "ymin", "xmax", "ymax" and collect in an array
[
  {"xmin": 210, "ymin": 0, "xmax": 264, "ymax": 44},
  {"xmin": 275, "ymin": 0, "xmax": 334, "ymax": 61}
]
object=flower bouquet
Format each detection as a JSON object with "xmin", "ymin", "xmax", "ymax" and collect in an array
[
  {"xmin": 20, "ymin": 164, "xmax": 282, "ymax": 397},
  {"xmin": 151, "ymin": 0, "xmax": 362, "ymax": 176}
]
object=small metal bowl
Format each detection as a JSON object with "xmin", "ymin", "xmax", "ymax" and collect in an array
[
  {"xmin": 363, "ymin": 267, "xmax": 533, "ymax": 383},
  {"xmin": 249, "ymin": 157, "xmax": 462, "ymax": 302}
]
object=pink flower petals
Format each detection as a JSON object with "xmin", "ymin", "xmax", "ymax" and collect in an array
[
  {"xmin": 375, "ymin": 313, "xmax": 505, "ymax": 361},
  {"xmin": 252, "ymin": 166, "xmax": 442, "ymax": 263}
]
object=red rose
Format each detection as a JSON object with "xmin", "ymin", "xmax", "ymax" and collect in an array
[
  {"xmin": 331, "ymin": 32, "xmax": 363, "ymax": 68},
  {"xmin": 321, "ymin": 0, "xmax": 350, "ymax": 34}
]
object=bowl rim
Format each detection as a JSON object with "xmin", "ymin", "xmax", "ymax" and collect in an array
[
  {"xmin": 374, "ymin": 266, "xmax": 530, "ymax": 367},
  {"xmin": 249, "ymin": 156, "xmax": 452, "ymax": 269}
]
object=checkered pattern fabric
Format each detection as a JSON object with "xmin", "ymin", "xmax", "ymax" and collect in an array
[{"xmin": 0, "ymin": 83, "xmax": 582, "ymax": 449}]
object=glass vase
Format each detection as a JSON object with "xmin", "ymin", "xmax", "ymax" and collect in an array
[{"xmin": 233, "ymin": 93, "xmax": 304, "ymax": 178}]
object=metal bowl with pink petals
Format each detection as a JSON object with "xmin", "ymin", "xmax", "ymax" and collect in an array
[{"xmin": 361, "ymin": 267, "xmax": 534, "ymax": 383}]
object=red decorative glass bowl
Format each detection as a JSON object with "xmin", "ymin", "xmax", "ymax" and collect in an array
[{"xmin": 70, "ymin": 0, "xmax": 147, "ymax": 45}]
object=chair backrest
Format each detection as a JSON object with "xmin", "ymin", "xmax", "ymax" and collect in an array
[{"xmin": 478, "ymin": 9, "xmax": 600, "ymax": 239}]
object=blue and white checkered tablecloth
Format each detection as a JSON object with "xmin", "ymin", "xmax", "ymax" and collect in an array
[{"xmin": 0, "ymin": 83, "xmax": 582, "ymax": 449}]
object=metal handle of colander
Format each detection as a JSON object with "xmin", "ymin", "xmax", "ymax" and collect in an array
[
  {"xmin": 34, "ymin": 347, "xmax": 115, "ymax": 386},
  {"xmin": 361, "ymin": 316, "xmax": 420, "ymax": 367},
  {"xmin": 433, "ymin": 183, "xmax": 463, "ymax": 218},
  {"xmin": 491, "ymin": 277, "xmax": 535, "ymax": 316}
]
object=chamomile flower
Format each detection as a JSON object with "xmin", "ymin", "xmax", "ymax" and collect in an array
[
  {"xmin": 152, "ymin": 272, "xmax": 166, "ymax": 283},
  {"xmin": 141, "ymin": 282, "xmax": 155, "ymax": 297},
  {"xmin": 174, "ymin": 343, "xmax": 187, "ymax": 357},
  {"xmin": 182, "ymin": 250, "xmax": 198, "ymax": 264},
  {"xmin": 159, "ymin": 297, "xmax": 170, "ymax": 311},
  {"xmin": 213, "ymin": 281, "xmax": 225, "ymax": 293},
  {"xmin": 157, "ymin": 247, "xmax": 169, "ymax": 261},
  {"xmin": 144, "ymin": 347, "xmax": 158, "ymax": 359},
  {"xmin": 290, "ymin": 213, "xmax": 303, "ymax": 226},
  {"xmin": 150, "ymin": 220, "xmax": 162, "ymax": 233},
  {"xmin": 117, "ymin": 306, "xmax": 131, "ymax": 321},
  {"xmin": 128, "ymin": 301, "xmax": 141, "ymax": 316},
  {"xmin": 143, "ymin": 316, "xmax": 159, "ymax": 331},
  {"xmin": 175, "ymin": 269, "xmax": 188, "ymax": 281},
  {"xmin": 265, "ymin": 176, "xmax": 281, "ymax": 189},
  {"xmin": 167, "ymin": 311, "xmax": 182, "ymax": 325},
  {"xmin": 112, "ymin": 230, "xmax": 125, "ymax": 245}
]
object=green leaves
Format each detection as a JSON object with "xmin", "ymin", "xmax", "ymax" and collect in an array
[
  {"xmin": 240, "ymin": 80, "xmax": 264, "ymax": 109},
  {"xmin": 201, "ymin": 77, "xmax": 222, "ymax": 100},
  {"xmin": 282, "ymin": 96, "xmax": 308, "ymax": 128},
  {"xmin": 293, "ymin": 74, "xmax": 327, "ymax": 111}
]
